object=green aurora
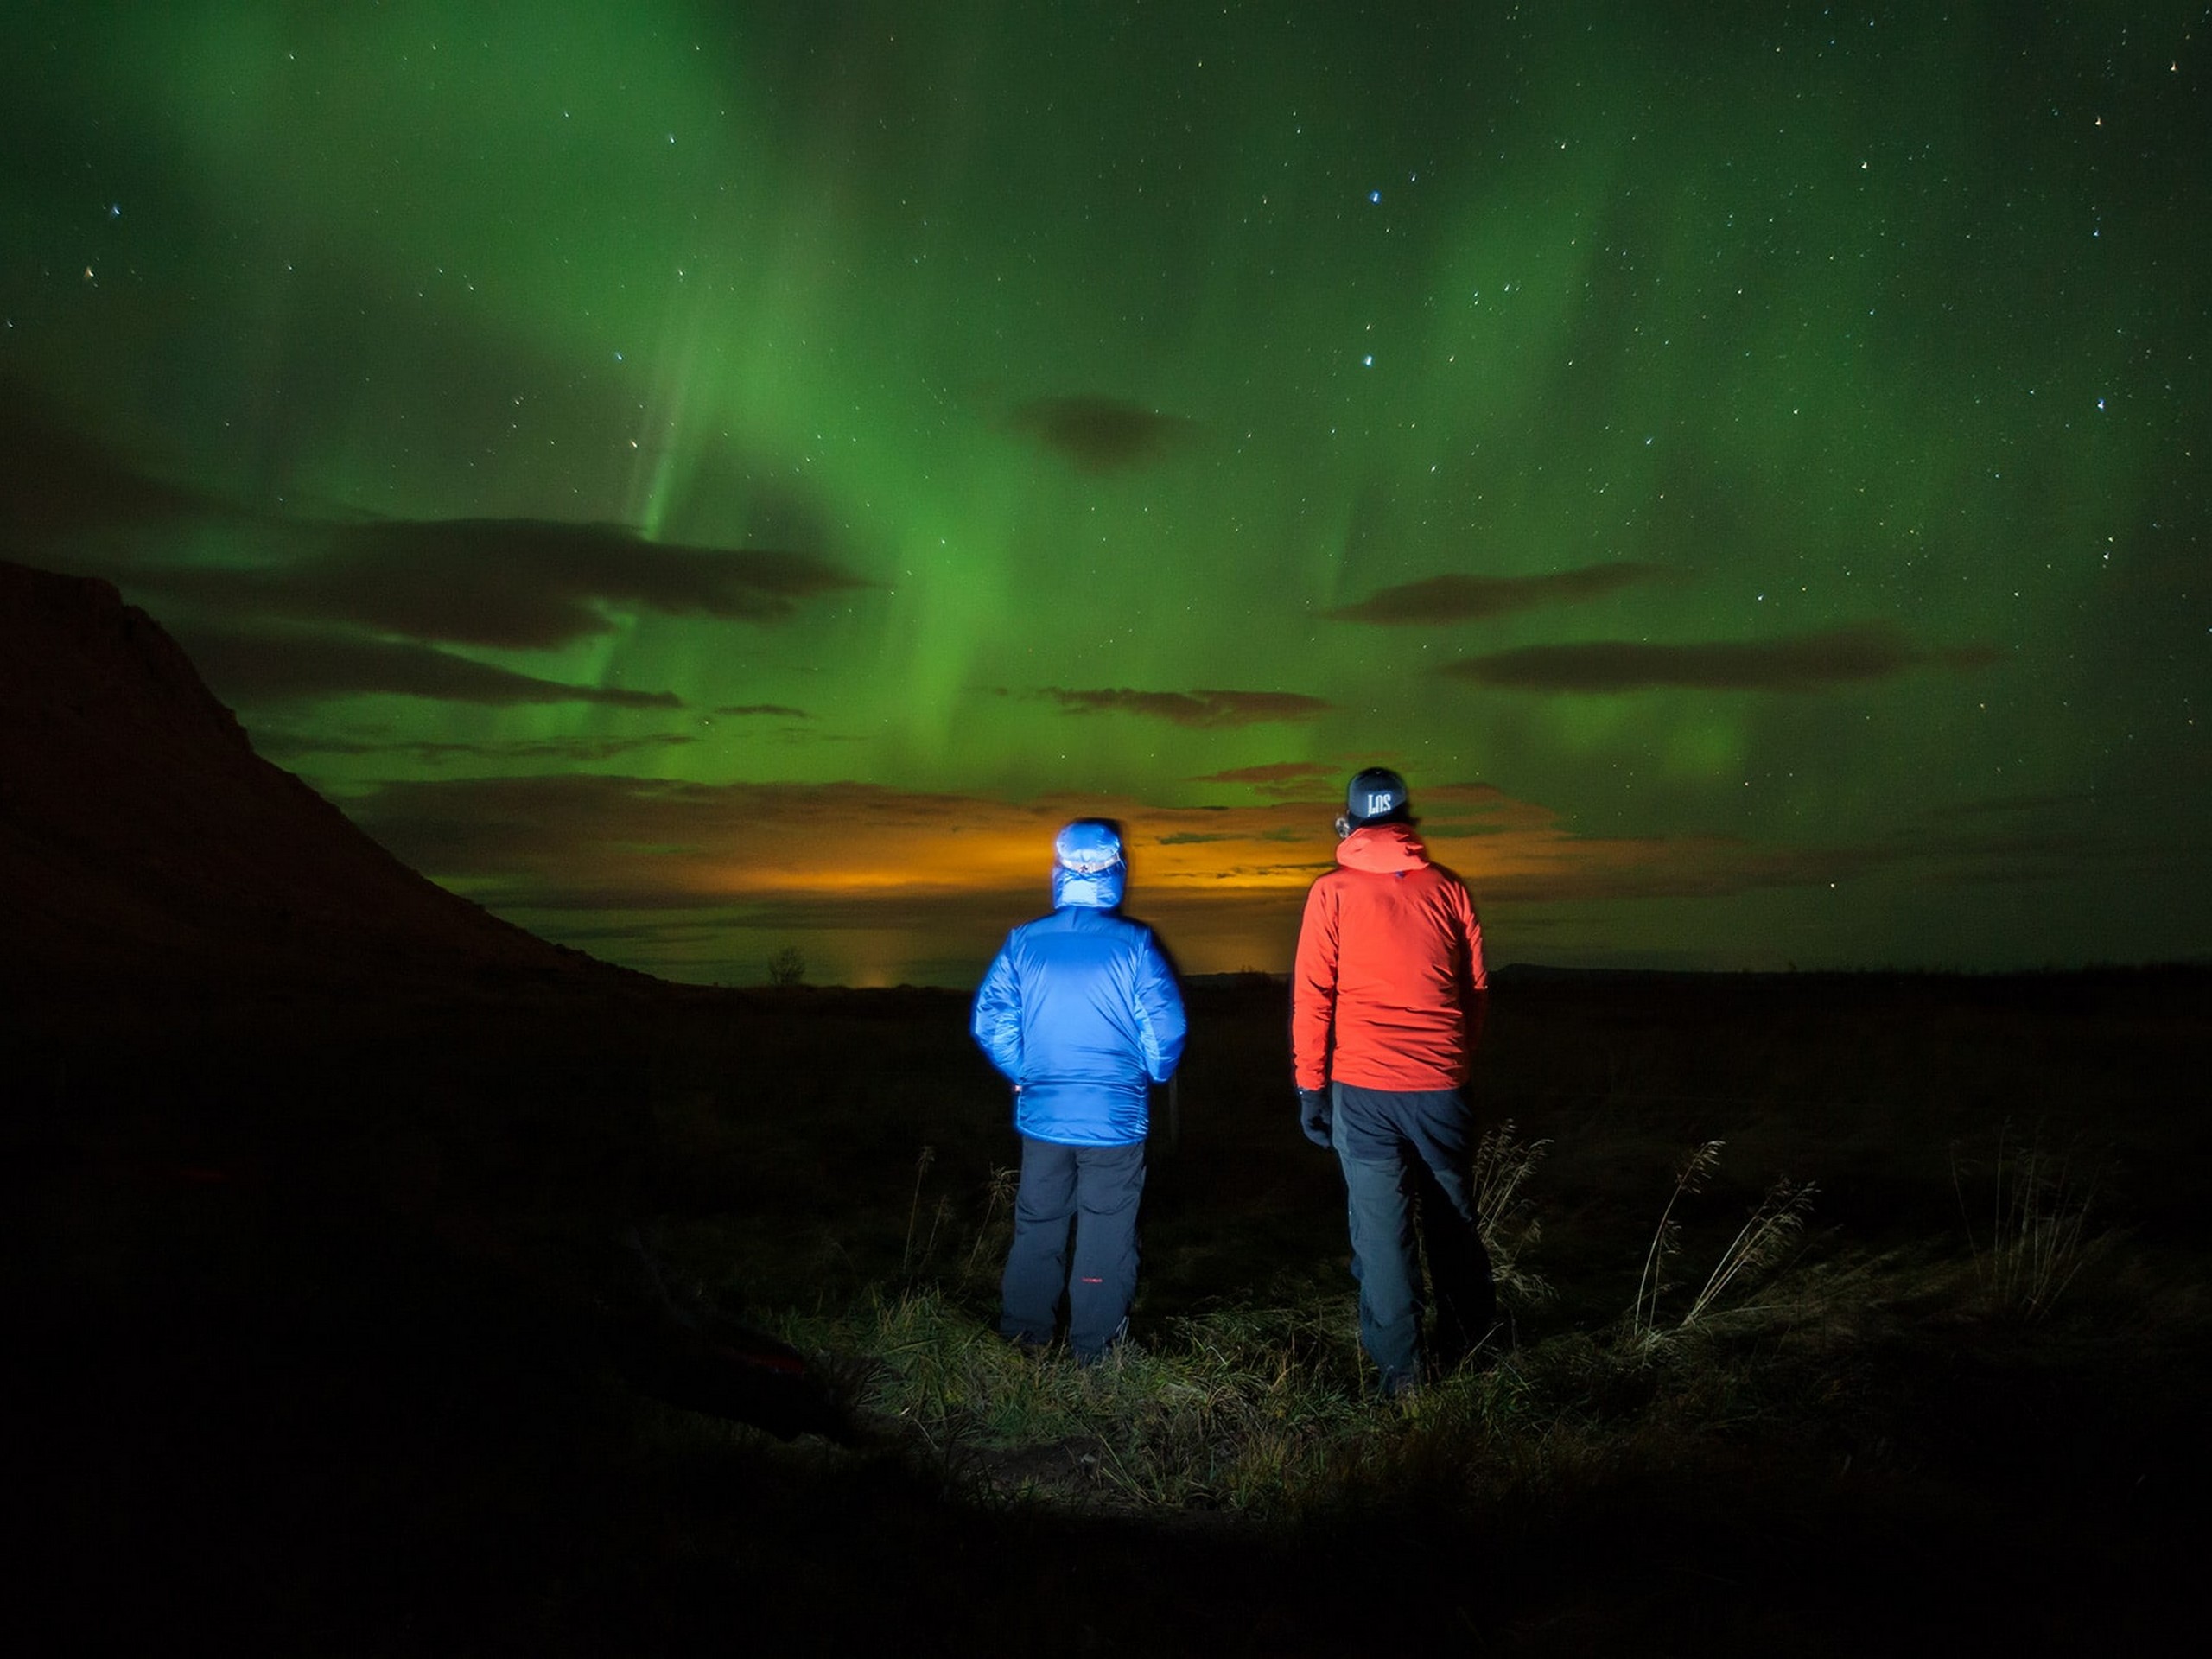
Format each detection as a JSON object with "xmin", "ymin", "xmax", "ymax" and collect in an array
[{"xmin": 3, "ymin": 1, "xmax": 2205, "ymax": 984}]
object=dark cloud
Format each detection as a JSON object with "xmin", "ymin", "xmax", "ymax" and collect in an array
[
  {"xmin": 1154, "ymin": 825, "xmax": 1311, "ymax": 847},
  {"xmin": 1477, "ymin": 821, "xmax": 2146, "ymax": 906},
  {"xmin": 135, "ymin": 518, "xmax": 874, "ymax": 649},
  {"xmin": 1188, "ymin": 760, "xmax": 1339, "ymax": 797},
  {"xmin": 1041, "ymin": 687, "xmax": 1332, "ymax": 727},
  {"xmin": 0, "ymin": 391, "xmax": 872, "ymax": 651},
  {"xmin": 177, "ymin": 627, "xmax": 680, "ymax": 709},
  {"xmin": 714, "ymin": 702, "xmax": 811, "ymax": 719},
  {"xmin": 1436, "ymin": 624, "xmax": 2000, "ymax": 694},
  {"xmin": 1192, "ymin": 762, "xmax": 1329, "ymax": 785},
  {"xmin": 1007, "ymin": 395, "xmax": 1198, "ymax": 473},
  {"xmin": 1916, "ymin": 788, "xmax": 2108, "ymax": 823},
  {"xmin": 1324, "ymin": 563, "xmax": 1674, "ymax": 624},
  {"xmin": 255, "ymin": 732, "xmax": 701, "ymax": 763},
  {"xmin": 0, "ymin": 386, "xmax": 237, "ymax": 548}
]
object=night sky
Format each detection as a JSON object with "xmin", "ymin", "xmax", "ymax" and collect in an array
[{"xmin": 4, "ymin": 2, "xmax": 2205, "ymax": 986}]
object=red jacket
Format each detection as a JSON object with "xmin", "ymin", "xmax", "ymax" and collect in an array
[{"xmin": 1292, "ymin": 823, "xmax": 1487, "ymax": 1092}]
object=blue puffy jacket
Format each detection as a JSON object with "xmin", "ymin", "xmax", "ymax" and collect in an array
[{"xmin": 970, "ymin": 860, "xmax": 1186, "ymax": 1148}]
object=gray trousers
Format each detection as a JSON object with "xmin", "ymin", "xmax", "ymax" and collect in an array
[{"xmin": 1000, "ymin": 1136, "xmax": 1145, "ymax": 1360}]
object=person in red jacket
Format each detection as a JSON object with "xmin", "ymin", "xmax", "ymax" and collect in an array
[{"xmin": 1292, "ymin": 767, "xmax": 1497, "ymax": 1396}]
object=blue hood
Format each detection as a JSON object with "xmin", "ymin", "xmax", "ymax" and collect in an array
[{"xmin": 1051, "ymin": 818, "xmax": 1125, "ymax": 910}]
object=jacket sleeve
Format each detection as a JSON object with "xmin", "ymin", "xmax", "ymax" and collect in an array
[
  {"xmin": 1130, "ymin": 931, "xmax": 1187, "ymax": 1084},
  {"xmin": 969, "ymin": 938, "xmax": 1024, "ymax": 1082},
  {"xmin": 1458, "ymin": 881, "xmax": 1489, "ymax": 1052},
  {"xmin": 1289, "ymin": 880, "xmax": 1338, "ymax": 1092}
]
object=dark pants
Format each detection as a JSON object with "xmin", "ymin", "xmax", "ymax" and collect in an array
[
  {"xmin": 1332, "ymin": 1083, "xmax": 1498, "ymax": 1393},
  {"xmin": 1000, "ymin": 1136, "xmax": 1146, "ymax": 1360}
]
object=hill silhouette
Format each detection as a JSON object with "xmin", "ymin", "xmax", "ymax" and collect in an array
[{"xmin": 0, "ymin": 557, "xmax": 632, "ymax": 1012}]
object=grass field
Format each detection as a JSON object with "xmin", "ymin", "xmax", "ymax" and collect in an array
[{"xmin": 6, "ymin": 967, "xmax": 2205, "ymax": 1653}]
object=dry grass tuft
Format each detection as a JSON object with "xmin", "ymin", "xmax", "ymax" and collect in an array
[
  {"xmin": 1950, "ymin": 1125, "xmax": 2110, "ymax": 1320},
  {"xmin": 1472, "ymin": 1120, "xmax": 1554, "ymax": 1308}
]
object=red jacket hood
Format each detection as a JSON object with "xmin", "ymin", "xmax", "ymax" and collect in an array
[{"xmin": 1335, "ymin": 823, "xmax": 1430, "ymax": 874}]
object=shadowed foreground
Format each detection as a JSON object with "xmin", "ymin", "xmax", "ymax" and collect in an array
[{"xmin": 6, "ymin": 969, "xmax": 2206, "ymax": 1654}]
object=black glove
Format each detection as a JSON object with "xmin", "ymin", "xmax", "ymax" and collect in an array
[{"xmin": 1298, "ymin": 1088, "xmax": 1333, "ymax": 1148}]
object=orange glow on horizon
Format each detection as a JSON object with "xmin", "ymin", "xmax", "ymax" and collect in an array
[
  {"xmin": 437, "ymin": 773, "xmax": 1858, "ymax": 984},
  {"xmin": 563, "ymin": 780, "xmax": 1702, "ymax": 916}
]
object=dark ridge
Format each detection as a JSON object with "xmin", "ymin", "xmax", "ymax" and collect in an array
[{"xmin": 0, "ymin": 557, "xmax": 647, "ymax": 1026}]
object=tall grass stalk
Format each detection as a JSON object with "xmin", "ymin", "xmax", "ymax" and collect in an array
[
  {"xmin": 1631, "ymin": 1140, "xmax": 1723, "ymax": 1339},
  {"xmin": 1677, "ymin": 1176, "xmax": 1818, "ymax": 1330},
  {"xmin": 961, "ymin": 1165, "xmax": 1020, "ymax": 1287},
  {"xmin": 900, "ymin": 1145, "xmax": 938, "ymax": 1280}
]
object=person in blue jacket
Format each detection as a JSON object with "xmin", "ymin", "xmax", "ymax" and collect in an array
[{"xmin": 970, "ymin": 819, "xmax": 1187, "ymax": 1363}]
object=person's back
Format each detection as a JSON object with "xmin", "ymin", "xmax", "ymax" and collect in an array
[
  {"xmin": 1294, "ymin": 819, "xmax": 1484, "ymax": 1095},
  {"xmin": 972, "ymin": 819, "xmax": 1185, "ymax": 1362},
  {"xmin": 975, "ymin": 905, "xmax": 1181, "ymax": 1145}
]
